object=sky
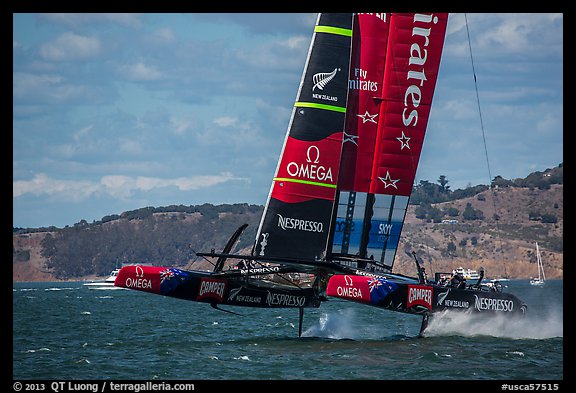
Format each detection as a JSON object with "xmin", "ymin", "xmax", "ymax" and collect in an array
[{"xmin": 13, "ymin": 13, "xmax": 563, "ymax": 229}]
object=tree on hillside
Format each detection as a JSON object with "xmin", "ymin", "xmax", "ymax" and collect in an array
[
  {"xmin": 410, "ymin": 180, "xmax": 449, "ymax": 205},
  {"xmin": 492, "ymin": 175, "xmax": 514, "ymax": 188},
  {"xmin": 462, "ymin": 203, "xmax": 484, "ymax": 220},
  {"xmin": 445, "ymin": 207, "xmax": 459, "ymax": 217},
  {"xmin": 438, "ymin": 175, "xmax": 450, "ymax": 193}
]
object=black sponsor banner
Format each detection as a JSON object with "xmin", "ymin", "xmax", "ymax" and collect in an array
[
  {"xmin": 433, "ymin": 287, "xmax": 526, "ymax": 314},
  {"xmin": 224, "ymin": 282, "xmax": 320, "ymax": 308},
  {"xmin": 255, "ymin": 198, "xmax": 332, "ymax": 261}
]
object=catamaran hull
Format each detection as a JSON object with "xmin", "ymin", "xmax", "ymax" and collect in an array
[
  {"xmin": 326, "ymin": 274, "xmax": 527, "ymax": 316},
  {"xmin": 114, "ymin": 265, "xmax": 320, "ymax": 309}
]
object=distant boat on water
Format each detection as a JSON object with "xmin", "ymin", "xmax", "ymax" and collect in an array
[
  {"xmin": 455, "ymin": 267, "xmax": 480, "ymax": 283},
  {"xmin": 530, "ymin": 242, "xmax": 546, "ymax": 286},
  {"xmin": 83, "ymin": 268, "xmax": 122, "ymax": 290}
]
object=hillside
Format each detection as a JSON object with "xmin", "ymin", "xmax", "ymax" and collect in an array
[
  {"xmin": 392, "ymin": 184, "xmax": 563, "ymax": 279},
  {"xmin": 13, "ymin": 167, "xmax": 563, "ymax": 282}
]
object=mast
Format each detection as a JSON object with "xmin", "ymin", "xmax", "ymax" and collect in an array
[
  {"xmin": 536, "ymin": 242, "xmax": 546, "ymax": 281},
  {"xmin": 253, "ymin": 14, "xmax": 354, "ymax": 263},
  {"xmin": 330, "ymin": 13, "xmax": 448, "ymax": 272}
]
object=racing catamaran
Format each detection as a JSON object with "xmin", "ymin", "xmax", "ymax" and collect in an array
[{"xmin": 115, "ymin": 13, "xmax": 527, "ymax": 336}]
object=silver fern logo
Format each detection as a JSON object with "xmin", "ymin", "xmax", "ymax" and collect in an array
[{"xmin": 312, "ymin": 68, "xmax": 339, "ymax": 91}]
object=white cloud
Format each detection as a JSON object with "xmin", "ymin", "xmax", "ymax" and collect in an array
[
  {"xmin": 235, "ymin": 35, "xmax": 309, "ymax": 70},
  {"xmin": 117, "ymin": 62, "xmax": 164, "ymax": 81},
  {"xmin": 72, "ymin": 124, "xmax": 94, "ymax": 142},
  {"xmin": 13, "ymin": 72, "xmax": 63, "ymax": 99},
  {"xmin": 101, "ymin": 173, "xmax": 245, "ymax": 198},
  {"xmin": 13, "ymin": 71, "xmax": 105, "ymax": 105},
  {"xmin": 13, "ymin": 173, "xmax": 99, "ymax": 201},
  {"xmin": 213, "ymin": 116, "xmax": 238, "ymax": 127},
  {"xmin": 40, "ymin": 32, "xmax": 101, "ymax": 61},
  {"xmin": 284, "ymin": 35, "xmax": 308, "ymax": 50},
  {"xmin": 447, "ymin": 13, "xmax": 562, "ymax": 58},
  {"xmin": 151, "ymin": 28, "xmax": 175, "ymax": 44},
  {"xmin": 118, "ymin": 138, "xmax": 143, "ymax": 154},
  {"xmin": 441, "ymin": 98, "xmax": 477, "ymax": 120},
  {"xmin": 170, "ymin": 117, "xmax": 192, "ymax": 135},
  {"xmin": 38, "ymin": 13, "xmax": 143, "ymax": 29},
  {"xmin": 14, "ymin": 173, "xmax": 246, "ymax": 201}
]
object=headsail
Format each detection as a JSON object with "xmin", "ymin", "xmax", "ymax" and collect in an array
[
  {"xmin": 253, "ymin": 13, "xmax": 353, "ymax": 262},
  {"xmin": 331, "ymin": 13, "xmax": 448, "ymax": 272}
]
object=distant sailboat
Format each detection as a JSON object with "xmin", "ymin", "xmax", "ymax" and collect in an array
[{"xmin": 530, "ymin": 242, "xmax": 546, "ymax": 286}]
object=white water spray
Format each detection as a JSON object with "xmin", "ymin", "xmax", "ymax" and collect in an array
[
  {"xmin": 423, "ymin": 307, "xmax": 563, "ymax": 339},
  {"xmin": 302, "ymin": 308, "xmax": 360, "ymax": 339}
]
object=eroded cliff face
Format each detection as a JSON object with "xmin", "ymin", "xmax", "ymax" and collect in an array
[{"xmin": 13, "ymin": 231, "xmax": 58, "ymax": 282}]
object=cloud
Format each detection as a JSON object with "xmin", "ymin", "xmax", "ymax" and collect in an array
[
  {"xmin": 170, "ymin": 117, "xmax": 192, "ymax": 135},
  {"xmin": 40, "ymin": 32, "xmax": 101, "ymax": 61},
  {"xmin": 446, "ymin": 13, "xmax": 563, "ymax": 59},
  {"xmin": 13, "ymin": 72, "xmax": 63, "ymax": 100},
  {"xmin": 235, "ymin": 35, "xmax": 309, "ymax": 70},
  {"xmin": 213, "ymin": 116, "xmax": 238, "ymax": 127},
  {"xmin": 117, "ymin": 62, "xmax": 164, "ymax": 81},
  {"xmin": 72, "ymin": 124, "xmax": 94, "ymax": 142},
  {"xmin": 14, "ymin": 173, "xmax": 247, "ymax": 201},
  {"xmin": 13, "ymin": 71, "xmax": 112, "ymax": 107},
  {"xmin": 13, "ymin": 173, "xmax": 99, "ymax": 201},
  {"xmin": 101, "ymin": 173, "xmax": 247, "ymax": 198},
  {"xmin": 38, "ymin": 13, "xmax": 143, "ymax": 29},
  {"xmin": 150, "ymin": 28, "xmax": 175, "ymax": 44}
]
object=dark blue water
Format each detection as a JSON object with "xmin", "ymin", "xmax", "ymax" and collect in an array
[{"xmin": 13, "ymin": 280, "xmax": 563, "ymax": 380}]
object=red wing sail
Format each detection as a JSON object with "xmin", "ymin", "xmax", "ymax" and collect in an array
[
  {"xmin": 331, "ymin": 13, "xmax": 448, "ymax": 271},
  {"xmin": 338, "ymin": 13, "xmax": 390, "ymax": 193},
  {"xmin": 253, "ymin": 14, "xmax": 353, "ymax": 262},
  {"xmin": 369, "ymin": 13, "xmax": 448, "ymax": 196}
]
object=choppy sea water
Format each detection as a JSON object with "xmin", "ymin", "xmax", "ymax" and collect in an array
[{"xmin": 13, "ymin": 279, "xmax": 563, "ymax": 381}]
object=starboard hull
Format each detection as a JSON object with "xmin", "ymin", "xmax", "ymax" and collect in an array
[
  {"xmin": 114, "ymin": 265, "xmax": 321, "ymax": 309},
  {"xmin": 326, "ymin": 274, "xmax": 527, "ymax": 317}
]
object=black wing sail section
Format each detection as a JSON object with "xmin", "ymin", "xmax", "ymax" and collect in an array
[{"xmin": 253, "ymin": 13, "xmax": 353, "ymax": 264}]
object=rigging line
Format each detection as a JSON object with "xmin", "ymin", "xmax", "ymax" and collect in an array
[
  {"xmin": 189, "ymin": 247, "xmax": 217, "ymax": 268},
  {"xmin": 464, "ymin": 13, "xmax": 507, "ymax": 276}
]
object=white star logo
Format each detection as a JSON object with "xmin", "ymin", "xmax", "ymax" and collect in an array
[
  {"xmin": 343, "ymin": 131, "xmax": 358, "ymax": 146},
  {"xmin": 396, "ymin": 131, "xmax": 411, "ymax": 150},
  {"xmin": 357, "ymin": 111, "xmax": 378, "ymax": 124},
  {"xmin": 378, "ymin": 171, "xmax": 400, "ymax": 189}
]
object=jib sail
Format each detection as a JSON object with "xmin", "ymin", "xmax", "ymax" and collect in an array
[
  {"xmin": 331, "ymin": 13, "xmax": 448, "ymax": 272},
  {"xmin": 253, "ymin": 13, "xmax": 353, "ymax": 262}
]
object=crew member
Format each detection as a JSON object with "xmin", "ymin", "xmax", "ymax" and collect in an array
[{"xmin": 449, "ymin": 270, "xmax": 466, "ymax": 289}]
